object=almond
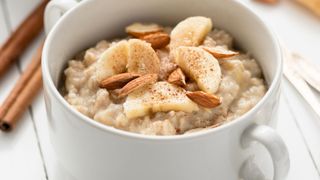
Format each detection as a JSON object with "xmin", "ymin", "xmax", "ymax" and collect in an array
[
  {"xmin": 186, "ymin": 91, "xmax": 221, "ymax": 108},
  {"xmin": 140, "ymin": 32, "xmax": 170, "ymax": 49},
  {"xmin": 167, "ymin": 68, "xmax": 186, "ymax": 87},
  {"xmin": 118, "ymin": 74, "xmax": 158, "ymax": 98},
  {"xmin": 125, "ymin": 23, "xmax": 163, "ymax": 38},
  {"xmin": 99, "ymin": 73, "xmax": 141, "ymax": 90},
  {"xmin": 201, "ymin": 46, "xmax": 239, "ymax": 58}
]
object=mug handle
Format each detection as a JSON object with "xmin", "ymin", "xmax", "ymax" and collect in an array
[
  {"xmin": 44, "ymin": 0, "xmax": 78, "ymax": 34},
  {"xmin": 240, "ymin": 124, "xmax": 290, "ymax": 180}
]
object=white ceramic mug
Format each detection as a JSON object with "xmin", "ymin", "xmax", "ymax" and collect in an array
[{"xmin": 42, "ymin": 0, "xmax": 289, "ymax": 179}]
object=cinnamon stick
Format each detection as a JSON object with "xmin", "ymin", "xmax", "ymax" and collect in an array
[
  {"xmin": 0, "ymin": 0, "xmax": 48, "ymax": 77},
  {"xmin": 0, "ymin": 43, "xmax": 43, "ymax": 124},
  {"xmin": 0, "ymin": 67, "xmax": 42, "ymax": 131}
]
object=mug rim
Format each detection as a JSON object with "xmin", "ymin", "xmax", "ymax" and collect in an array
[{"xmin": 42, "ymin": 0, "xmax": 283, "ymax": 141}]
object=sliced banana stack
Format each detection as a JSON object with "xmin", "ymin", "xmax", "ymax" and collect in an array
[
  {"xmin": 97, "ymin": 17, "xmax": 224, "ymax": 120},
  {"xmin": 95, "ymin": 40, "xmax": 129, "ymax": 81},
  {"xmin": 170, "ymin": 16, "xmax": 212, "ymax": 51},
  {"xmin": 175, "ymin": 46, "xmax": 222, "ymax": 94},
  {"xmin": 123, "ymin": 81, "xmax": 199, "ymax": 119},
  {"xmin": 127, "ymin": 39, "xmax": 160, "ymax": 74}
]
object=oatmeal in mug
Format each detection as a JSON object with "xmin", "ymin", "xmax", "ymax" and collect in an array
[{"xmin": 62, "ymin": 16, "xmax": 266, "ymax": 135}]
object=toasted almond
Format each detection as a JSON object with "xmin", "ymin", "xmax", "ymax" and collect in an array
[
  {"xmin": 99, "ymin": 73, "xmax": 141, "ymax": 90},
  {"xmin": 125, "ymin": 23, "xmax": 163, "ymax": 37},
  {"xmin": 186, "ymin": 91, "xmax": 221, "ymax": 108},
  {"xmin": 140, "ymin": 32, "xmax": 170, "ymax": 49},
  {"xmin": 201, "ymin": 46, "xmax": 239, "ymax": 58},
  {"xmin": 118, "ymin": 74, "xmax": 158, "ymax": 98},
  {"xmin": 167, "ymin": 68, "xmax": 186, "ymax": 87}
]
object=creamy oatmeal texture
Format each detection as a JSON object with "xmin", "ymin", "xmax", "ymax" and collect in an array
[{"xmin": 63, "ymin": 16, "xmax": 266, "ymax": 135}]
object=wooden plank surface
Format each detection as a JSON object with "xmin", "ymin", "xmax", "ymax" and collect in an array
[
  {"xmin": 283, "ymin": 79, "xmax": 320, "ymax": 172},
  {"xmin": 277, "ymin": 94, "xmax": 320, "ymax": 180},
  {"xmin": 0, "ymin": 1, "xmax": 47, "ymax": 180},
  {"xmin": 245, "ymin": 0, "xmax": 320, "ymax": 173},
  {"xmin": 247, "ymin": 0, "xmax": 320, "ymax": 62}
]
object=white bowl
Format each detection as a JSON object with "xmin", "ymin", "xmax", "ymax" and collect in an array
[{"xmin": 42, "ymin": 0, "xmax": 289, "ymax": 179}]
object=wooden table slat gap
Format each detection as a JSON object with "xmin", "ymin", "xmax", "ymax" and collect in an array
[
  {"xmin": 0, "ymin": 1, "xmax": 48, "ymax": 179},
  {"xmin": 277, "ymin": 94, "xmax": 320, "ymax": 180},
  {"xmin": 283, "ymin": 79, "xmax": 320, "ymax": 174},
  {"xmin": 283, "ymin": 91, "xmax": 320, "ymax": 177},
  {"xmin": 30, "ymin": 106, "xmax": 50, "ymax": 180}
]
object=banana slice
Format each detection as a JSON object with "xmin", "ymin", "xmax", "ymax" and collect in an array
[
  {"xmin": 170, "ymin": 16, "xmax": 212, "ymax": 50},
  {"xmin": 123, "ymin": 81, "xmax": 199, "ymax": 119},
  {"xmin": 95, "ymin": 40, "xmax": 129, "ymax": 81},
  {"xmin": 127, "ymin": 39, "xmax": 160, "ymax": 74},
  {"xmin": 175, "ymin": 46, "xmax": 221, "ymax": 94}
]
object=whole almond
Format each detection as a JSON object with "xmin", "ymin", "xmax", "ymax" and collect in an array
[
  {"xmin": 201, "ymin": 46, "xmax": 239, "ymax": 59},
  {"xmin": 167, "ymin": 68, "xmax": 186, "ymax": 87},
  {"xmin": 140, "ymin": 32, "xmax": 170, "ymax": 49},
  {"xmin": 125, "ymin": 23, "xmax": 163, "ymax": 38},
  {"xmin": 99, "ymin": 73, "xmax": 141, "ymax": 90},
  {"xmin": 118, "ymin": 74, "xmax": 158, "ymax": 98},
  {"xmin": 186, "ymin": 91, "xmax": 221, "ymax": 108}
]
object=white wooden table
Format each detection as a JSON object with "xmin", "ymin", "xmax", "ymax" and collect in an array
[{"xmin": 0, "ymin": 0, "xmax": 319, "ymax": 179}]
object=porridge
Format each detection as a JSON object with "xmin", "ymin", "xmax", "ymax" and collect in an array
[{"xmin": 62, "ymin": 16, "xmax": 266, "ymax": 135}]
